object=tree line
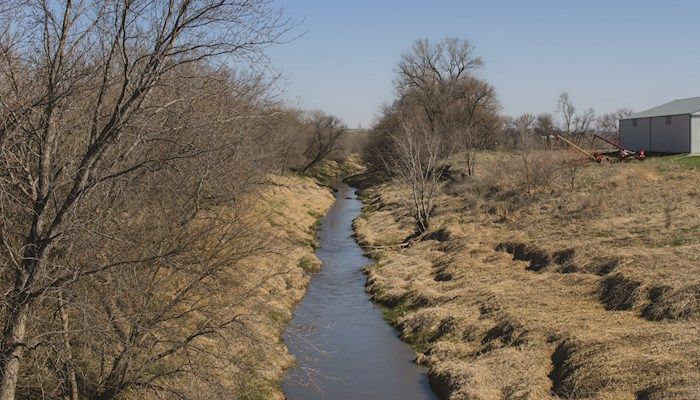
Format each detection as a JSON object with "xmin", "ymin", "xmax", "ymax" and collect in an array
[
  {"xmin": 504, "ymin": 93, "xmax": 632, "ymax": 148},
  {"xmin": 0, "ymin": 2, "xmax": 346, "ymax": 399}
]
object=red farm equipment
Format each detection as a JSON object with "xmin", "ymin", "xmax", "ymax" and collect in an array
[
  {"xmin": 592, "ymin": 134, "xmax": 645, "ymax": 161},
  {"xmin": 555, "ymin": 135, "xmax": 603, "ymax": 163}
]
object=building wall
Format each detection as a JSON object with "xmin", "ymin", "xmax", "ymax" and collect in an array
[
  {"xmin": 650, "ymin": 114, "xmax": 690, "ymax": 153},
  {"xmin": 620, "ymin": 118, "xmax": 650, "ymax": 151},
  {"xmin": 620, "ymin": 115, "xmax": 692, "ymax": 153},
  {"xmin": 692, "ymin": 116, "xmax": 700, "ymax": 154}
]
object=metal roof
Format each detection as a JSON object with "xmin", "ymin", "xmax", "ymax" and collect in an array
[{"xmin": 625, "ymin": 97, "xmax": 700, "ymax": 119}]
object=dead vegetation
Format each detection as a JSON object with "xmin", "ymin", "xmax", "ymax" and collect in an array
[
  {"xmin": 224, "ymin": 174, "xmax": 334, "ymax": 400},
  {"xmin": 9, "ymin": 172, "xmax": 333, "ymax": 400},
  {"xmin": 354, "ymin": 152, "xmax": 700, "ymax": 399},
  {"xmin": 0, "ymin": 2, "xmax": 360, "ymax": 398}
]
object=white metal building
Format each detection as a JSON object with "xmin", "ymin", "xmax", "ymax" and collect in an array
[{"xmin": 619, "ymin": 97, "xmax": 700, "ymax": 154}]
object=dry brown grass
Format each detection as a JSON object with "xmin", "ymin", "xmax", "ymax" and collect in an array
[
  {"xmin": 200, "ymin": 174, "xmax": 334, "ymax": 400},
  {"xmin": 354, "ymin": 151, "xmax": 700, "ymax": 399}
]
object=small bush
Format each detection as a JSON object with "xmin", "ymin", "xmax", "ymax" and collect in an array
[{"xmin": 298, "ymin": 255, "xmax": 318, "ymax": 272}]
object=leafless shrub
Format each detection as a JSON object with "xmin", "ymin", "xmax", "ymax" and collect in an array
[
  {"xmin": 381, "ymin": 117, "xmax": 452, "ymax": 234},
  {"xmin": 512, "ymin": 136, "xmax": 558, "ymax": 194},
  {"xmin": 561, "ymin": 153, "xmax": 587, "ymax": 190}
]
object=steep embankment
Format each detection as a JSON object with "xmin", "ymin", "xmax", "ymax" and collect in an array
[
  {"xmin": 229, "ymin": 159, "xmax": 364, "ymax": 399},
  {"xmin": 352, "ymin": 153, "xmax": 700, "ymax": 400},
  {"xmin": 223, "ymin": 174, "xmax": 334, "ymax": 399}
]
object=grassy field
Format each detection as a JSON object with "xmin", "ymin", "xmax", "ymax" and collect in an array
[
  {"xmin": 662, "ymin": 154, "xmax": 700, "ymax": 169},
  {"xmin": 353, "ymin": 151, "xmax": 699, "ymax": 400}
]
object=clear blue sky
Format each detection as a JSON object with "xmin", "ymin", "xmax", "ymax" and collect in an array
[{"xmin": 268, "ymin": 0, "xmax": 700, "ymax": 128}]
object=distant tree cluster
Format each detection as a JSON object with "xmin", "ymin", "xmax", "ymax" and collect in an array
[{"xmin": 504, "ymin": 93, "xmax": 633, "ymax": 148}]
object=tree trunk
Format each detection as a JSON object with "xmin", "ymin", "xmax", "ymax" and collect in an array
[
  {"xmin": 0, "ymin": 301, "xmax": 29, "ymax": 400},
  {"xmin": 1, "ymin": 252, "xmax": 43, "ymax": 400},
  {"xmin": 59, "ymin": 293, "xmax": 79, "ymax": 400},
  {"xmin": 465, "ymin": 152, "xmax": 476, "ymax": 176},
  {"xmin": 416, "ymin": 208, "xmax": 429, "ymax": 233}
]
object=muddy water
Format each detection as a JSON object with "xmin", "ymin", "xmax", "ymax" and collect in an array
[{"xmin": 283, "ymin": 183, "xmax": 437, "ymax": 400}]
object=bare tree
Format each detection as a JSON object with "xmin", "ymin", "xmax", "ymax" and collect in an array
[
  {"xmin": 534, "ymin": 113, "xmax": 557, "ymax": 148},
  {"xmin": 534, "ymin": 113, "xmax": 555, "ymax": 136},
  {"xmin": 299, "ymin": 111, "xmax": 347, "ymax": 173},
  {"xmin": 571, "ymin": 108, "xmax": 596, "ymax": 143},
  {"xmin": 597, "ymin": 109, "xmax": 633, "ymax": 142},
  {"xmin": 0, "ymin": 1, "xmax": 293, "ymax": 399},
  {"xmin": 449, "ymin": 79, "xmax": 500, "ymax": 176},
  {"xmin": 515, "ymin": 113, "xmax": 536, "ymax": 137},
  {"xmin": 557, "ymin": 93, "xmax": 576, "ymax": 136},
  {"xmin": 395, "ymin": 37, "xmax": 485, "ymax": 137},
  {"xmin": 364, "ymin": 37, "xmax": 499, "ymax": 232},
  {"xmin": 556, "ymin": 92, "xmax": 595, "ymax": 144},
  {"xmin": 497, "ymin": 115, "xmax": 519, "ymax": 149}
]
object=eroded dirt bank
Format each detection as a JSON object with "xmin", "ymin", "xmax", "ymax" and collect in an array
[{"xmin": 350, "ymin": 153, "xmax": 700, "ymax": 399}]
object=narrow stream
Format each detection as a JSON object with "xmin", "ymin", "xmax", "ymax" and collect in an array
[{"xmin": 283, "ymin": 182, "xmax": 437, "ymax": 400}]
